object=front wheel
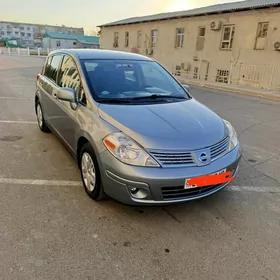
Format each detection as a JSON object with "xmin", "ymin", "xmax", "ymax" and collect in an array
[
  {"xmin": 36, "ymin": 100, "xmax": 49, "ymax": 132},
  {"xmin": 79, "ymin": 143, "xmax": 106, "ymax": 201}
]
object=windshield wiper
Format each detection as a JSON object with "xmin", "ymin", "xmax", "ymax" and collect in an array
[
  {"xmin": 132, "ymin": 94, "xmax": 187, "ymax": 100},
  {"xmin": 96, "ymin": 98, "xmax": 132, "ymax": 104}
]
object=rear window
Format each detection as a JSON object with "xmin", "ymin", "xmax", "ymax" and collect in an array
[{"xmin": 44, "ymin": 54, "xmax": 63, "ymax": 83}]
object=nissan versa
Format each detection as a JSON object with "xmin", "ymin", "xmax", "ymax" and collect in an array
[{"xmin": 35, "ymin": 49, "xmax": 241, "ymax": 205}]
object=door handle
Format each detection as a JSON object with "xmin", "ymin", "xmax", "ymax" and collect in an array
[
  {"xmin": 39, "ymin": 81, "xmax": 44, "ymax": 86},
  {"xmin": 53, "ymin": 93, "xmax": 58, "ymax": 99}
]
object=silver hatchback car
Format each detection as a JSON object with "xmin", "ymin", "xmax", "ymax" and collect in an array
[{"xmin": 35, "ymin": 49, "xmax": 241, "ymax": 205}]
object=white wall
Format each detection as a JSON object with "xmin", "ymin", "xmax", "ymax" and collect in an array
[
  {"xmin": 99, "ymin": 7, "xmax": 280, "ymax": 90},
  {"xmin": 42, "ymin": 37, "xmax": 99, "ymax": 49},
  {"xmin": 42, "ymin": 38, "xmax": 77, "ymax": 49},
  {"xmin": 51, "ymin": 38, "xmax": 77, "ymax": 49}
]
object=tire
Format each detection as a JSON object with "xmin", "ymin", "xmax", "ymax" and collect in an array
[
  {"xmin": 36, "ymin": 100, "xmax": 50, "ymax": 133},
  {"xmin": 79, "ymin": 142, "xmax": 106, "ymax": 201}
]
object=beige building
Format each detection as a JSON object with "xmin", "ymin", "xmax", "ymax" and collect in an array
[{"xmin": 98, "ymin": 0, "xmax": 280, "ymax": 91}]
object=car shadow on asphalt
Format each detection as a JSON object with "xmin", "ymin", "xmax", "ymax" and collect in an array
[{"xmin": 95, "ymin": 188, "xmax": 233, "ymax": 226}]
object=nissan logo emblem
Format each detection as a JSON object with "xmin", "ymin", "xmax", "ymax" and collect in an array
[{"xmin": 199, "ymin": 152, "xmax": 208, "ymax": 162}]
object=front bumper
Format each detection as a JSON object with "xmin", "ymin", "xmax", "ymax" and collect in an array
[{"xmin": 98, "ymin": 144, "xmax": 242, "ymax": 206}]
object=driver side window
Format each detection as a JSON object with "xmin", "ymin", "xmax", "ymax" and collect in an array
[{"xmin": 58, "ymin": 55, "xmax": 86, "ymax": 104}]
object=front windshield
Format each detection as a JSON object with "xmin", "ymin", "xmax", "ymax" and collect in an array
[{"xmin": 81, "ymin": 59, "xmax": 190, "ymax": 103}]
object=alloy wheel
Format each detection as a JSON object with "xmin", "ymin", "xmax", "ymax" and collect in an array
[
  {"xmin": 81, "ymin": 152, "xmax": 96, "ymax": 192},
  {"xmin": 37, "ymin": 103, "xmax": 43, "ymax": 128}
]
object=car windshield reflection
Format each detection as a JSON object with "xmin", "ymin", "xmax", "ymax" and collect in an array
[{"xmin": 82, "ymin": 59, "xmax": 190, "ymax": 103}]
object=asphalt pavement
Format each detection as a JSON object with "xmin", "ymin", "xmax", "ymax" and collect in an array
[{"xmin": 0, "ymin": 55, "xmax": 280, "ymax": 280}]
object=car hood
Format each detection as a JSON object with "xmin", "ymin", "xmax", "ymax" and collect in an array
[{"xmin": 98, "ymin": 99, "xmax": 228, "ymax": 150}]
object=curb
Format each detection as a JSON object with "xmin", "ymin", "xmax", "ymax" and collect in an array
[{"xmin": 178, "ymin": 79, "xmax": 280, "ymax": 102}]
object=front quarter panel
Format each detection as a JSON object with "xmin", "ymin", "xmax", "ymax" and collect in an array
[{"xmin": 75, "ymin": 105, "xmax": 119, "ymax": 158}]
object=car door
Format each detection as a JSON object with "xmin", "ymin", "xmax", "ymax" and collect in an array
[
  {"xmin": 54, "ymin": 54, "xmax": 87, "ymax": 152},
  {"xmin": 39, "ymin": 54, "xmax": 64, "ymax": 129},
  {"xmin": 38, "ymin": 55, "xmax": 53, "ymax": 120}
]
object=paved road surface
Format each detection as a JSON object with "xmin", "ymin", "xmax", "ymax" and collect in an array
[{"xmin": 0, "ymin": 55, "xmax": 280, "ymax": 280}]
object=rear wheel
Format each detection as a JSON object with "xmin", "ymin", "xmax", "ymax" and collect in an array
[
  {"xmin": 36, "ymin": 100, "xmax": 49, "ymax": 132},
  {"xmin": 79, "ymin": 143, "xmax": 106, "ymax": 201}
]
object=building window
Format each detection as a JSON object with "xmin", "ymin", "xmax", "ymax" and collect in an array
[
  {"xmin": 196, "ymin": 26, "xmax": 206, "ymax": 51},
  {"xmin": 6, "ymin": 25, "xmax": 10, "ymax": 28},
  {"xmin": 125, "ymin": 31, "xmax": 129, "ymax": 47},
  {"xmin": 199, "ymin": 26, "xmax": 206, "ymax": 37},
  {"xmin": 254, "ymin": 22, "xmax": 269, "ymax": 50},
  {"xmin": 27, "ymin": 33, "xmax": 31, "ymax": 37},
  {"xmin": 73, "ymin": 41, "xmax": 77, "ymax": 45},
  {"xmin": 221, "ymin": 25, "xmax": 235, "ymax": 50},
  {"xmin": 216, "ymin": 69, "xmax": 229, "ymax": 83},
  {"xmin": 56, "ymin": 40, "xmax": 61, "ymax": 47},
  {"xmin": 113, "ymin": 32, "xmax": 119, "ymax": 47},
  {"xmin": 27, "ymin": 27, "xmax": 30, "ymax": 30},
  {"xmin": 0, "ymin": 31, "xmax": 4, "ymax": 35},
  {"xmin": 151, "ymin": 29, "xmax": 157, "ymax": 47},
  {"xmin": 20, "ymin": 26, "xmax": 25, "ymax": 30},
  {"xmin": 257, "ymin": 22, "xmax": 269, "ymax": 38},
  {"xmin": 175, "ymin": 28, "xmax": 184, "ymax": 48},
  {"xmin": 137, "ymin": 30, "xmax": 142, "ymax": 48},
  {"xmin": 193, "ymin": 67, "xmax": 199, "ymax": 79},
  {"xmin": 21, "ymin": 32, "xmax": 25, "ymax": 37}
]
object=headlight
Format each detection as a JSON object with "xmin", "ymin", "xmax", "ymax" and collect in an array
[
  {"xmin": 223, "ymin": 119, "xmax": 238, "ymax": 151},
  {"xmin": 103, "ymin": 132, "xmax": 160, "ymax": 167}
]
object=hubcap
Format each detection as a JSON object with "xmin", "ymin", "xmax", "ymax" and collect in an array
[
  {"xmin": 81, "ymin": 152, "xmax": 96, "ymax": 192},
  {"xmin": 37, "ymin": 104, "xmax": 43, "ymax": 128}
]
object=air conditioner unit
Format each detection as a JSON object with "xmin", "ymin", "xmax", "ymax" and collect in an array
[
  {"xmin": 210, "ymin": 20, "xmax": 222, "ymax": 31},
  {"xmin": 274, "ymin": 41, "xmax": 280, "ymax": 51}
]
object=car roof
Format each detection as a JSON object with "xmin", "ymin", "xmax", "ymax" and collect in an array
[{"xmin": 48, "ymin": 49, "xmax": 153, "ymax": 61}]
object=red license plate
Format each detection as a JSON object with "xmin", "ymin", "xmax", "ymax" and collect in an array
[{"xmin": 185, "ymin": 169, "xmax": 233, "ymax": 189}]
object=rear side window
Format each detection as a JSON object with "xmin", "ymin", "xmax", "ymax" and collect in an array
[
  {"xmin": 45, "ymin": 54, "xmax": 63, "ymax": 83},
  {"xmin": 43, "ymin": 56, "xmax": 53, "ymax": 77}
]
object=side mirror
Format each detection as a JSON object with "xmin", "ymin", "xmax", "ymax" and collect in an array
[
  {"xmin": 182, "ymin": 84, "xmax": 190, "ymax": 92},
  {"xmin": 56, "ymin": 87, "xmax": 76, "ymax": 103},
  {"xmin": 181, "ymin": 83, "xmax": 193, "ymax": 98}
]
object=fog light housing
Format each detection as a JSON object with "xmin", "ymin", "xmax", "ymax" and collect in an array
[
  {"xmin": 129, "ymin": 187, "xmax": 149, "ymax": 199},
  {"xmin": 131, "ymin": 188, "xmax": 139, "ymax": 195}
]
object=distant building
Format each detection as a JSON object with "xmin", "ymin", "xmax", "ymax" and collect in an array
[
  {"xmin": 97, "ymin": 0, "xmax": 280, "ymax": 91},
  {"xmin": 0, "ymin": 38, "xmax": 6, "ymax": 47},
  {"xmin": 42, "ymin": 32, "xmax": 100, "ymax": 49},
  {"xmin": 0, "ymin": 21, "xmax": 84, "ymax": 48}
]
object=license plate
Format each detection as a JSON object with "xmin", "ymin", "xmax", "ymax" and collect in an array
[
  {"xmin": 185, "ymin": 168, "xmax": 227, "ymax": 189},
  {"xmin": 212, "ymin": 168, "xmax": 226, "ymax": 176}
]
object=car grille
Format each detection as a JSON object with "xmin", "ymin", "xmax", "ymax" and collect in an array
[
  {"xmin": 149, "ymin": 151, "xmax": 196, "ymax": 166},
  {"xmin": 210, "ymin": 137, "xmax": 229, "ymax": 160},
  {"xmin": 149, "ymin": 137, "xmax": 229, "ymax": 167},
  {"xmin": 161, "ymin": 184, "xmax": 224, "ymax": 200}
]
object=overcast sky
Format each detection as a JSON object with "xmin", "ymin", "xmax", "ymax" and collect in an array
[{"xmin": 1, "ymin": 0, "xmax": 238, "ymax": 34}]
